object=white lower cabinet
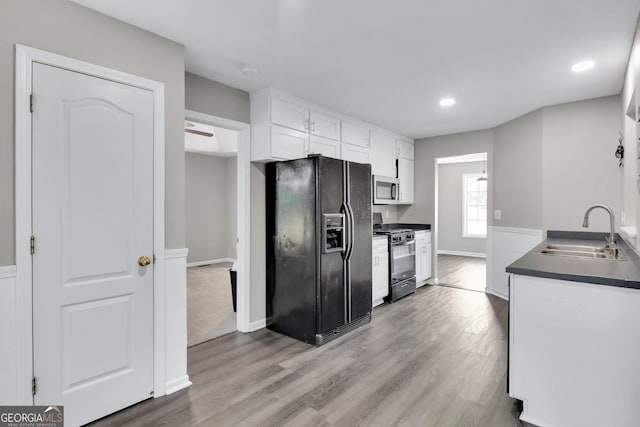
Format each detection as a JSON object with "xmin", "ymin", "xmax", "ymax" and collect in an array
[
  {"xmin": 372, "ymin": 237, "xmax": 389, "ymax": 307},
  {"xmin": 415, "ymin": 230, "xmax": 431, "ymax": 285},
  {"xmin": 509, "ymin": 274, "xmax": 640, "ymax": 426}
]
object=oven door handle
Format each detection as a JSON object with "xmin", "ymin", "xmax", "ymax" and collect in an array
[{"xmin": 391, "ymin": 239, "xmax": 415, "ymax": 246}]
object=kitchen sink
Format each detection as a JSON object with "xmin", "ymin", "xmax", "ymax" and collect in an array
[{"xmin": 536, "ymin": 244, "xmax": 624, "ymax": 260}]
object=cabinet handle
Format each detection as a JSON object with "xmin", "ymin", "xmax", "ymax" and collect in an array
[
  {"xmin": 305, "ymin": 120, "xmax": 310, "ymax": 131},
  {"xmin": 311, "ymin": 121, "xmax": 315, "ymax": 132}
]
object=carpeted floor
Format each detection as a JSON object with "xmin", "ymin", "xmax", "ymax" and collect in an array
[{"xmin": 187, "ymin": 262, "xmax": 237, "ymax": 347}]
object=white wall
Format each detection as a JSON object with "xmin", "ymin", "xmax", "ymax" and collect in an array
[
  {"xmin": 438, "ymin": 161, "xmax": 486, "ymax": 255},
  {"xmin": 621, "ymin": 17, "xmax": 640, "ymax": 248},
  {"xmin": 185, "ymin": 153, "xmax": 237, "ymax": 263}
]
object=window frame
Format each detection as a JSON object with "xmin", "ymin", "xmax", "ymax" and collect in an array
[{"xmin": 462, "ymin": 172, "xmax": 487, "ymax": 238}]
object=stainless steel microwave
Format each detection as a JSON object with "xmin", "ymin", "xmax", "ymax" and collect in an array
[{"xmin": 373, "ymin": 175, "xmax": 399, "ymax": 204}]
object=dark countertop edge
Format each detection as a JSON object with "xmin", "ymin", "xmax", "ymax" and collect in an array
[
  {"xmin": 505, "ymin": 266, "xmax": 640, "ymax": 290},
  {"xmin": 506, "ymin": 230, "xmax": 640, "ymax": 290},
  {"xmin": 374, "ymin": 223, "xmax": 431, "ymax": 231}
]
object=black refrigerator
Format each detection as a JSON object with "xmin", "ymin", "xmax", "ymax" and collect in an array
[{"xmin": 266, "ymin": 155, "xmax": 372, "ymax": 346}]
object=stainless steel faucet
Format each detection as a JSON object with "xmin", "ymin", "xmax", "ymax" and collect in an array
[{"xmin": 582, "ymin": 204, "xmax": 616, "ymax": 247}]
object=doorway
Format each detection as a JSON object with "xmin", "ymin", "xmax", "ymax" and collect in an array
[
  {"xmin": 184, "ymin": 110, "xmax": 251, "ymax": 339},
  {"xmin": 434, "ymin": 153, "xmax": 488, "ymax": 292},
  {"xmin": 184, "ymin": 120, "xmax": 238, "ymax": 345}
]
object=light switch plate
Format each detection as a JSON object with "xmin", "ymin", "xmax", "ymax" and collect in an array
[{"xmin": 494, "ymin": 209, "xmax": 502, "ymax": 220}]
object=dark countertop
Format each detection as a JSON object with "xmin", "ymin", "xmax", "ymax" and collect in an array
[
  {"xmin": 506, "ymin": 231, "xmax": 640, "ymax": 289},
  {"xmin": 373, "ymin": 223, "xmax": 431, "ymax": 231}
]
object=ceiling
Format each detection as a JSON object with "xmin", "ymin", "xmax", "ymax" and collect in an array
[
  {"xmin": 184, "ymin": 121, "xmax": 238, "ymax": 157},
  {"xmin": 72, "ymin": 0, "xmax": 640, "ymax": 139}
]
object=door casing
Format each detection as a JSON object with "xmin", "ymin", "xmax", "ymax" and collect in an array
[{"xmin": 14, "ymin": 44, "xmax": 167, "ymax": 404}]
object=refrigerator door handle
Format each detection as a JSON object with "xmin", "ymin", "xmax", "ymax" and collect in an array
[{"xmin": 345, "ymin": 204, "xmax": 355, "ymax": 260}]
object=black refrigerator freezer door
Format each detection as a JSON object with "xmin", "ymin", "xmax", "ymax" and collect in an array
[
  {"xmin": 266, "ymin": 158, "xmax": 318, "ymax": 344},
  {"xmin": 346, "ymin": 161, "xmax": 373, "ymax": 320}
]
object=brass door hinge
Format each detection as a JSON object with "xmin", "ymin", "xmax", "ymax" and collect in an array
[
  {"xmin": 30, "ymin": 236, "xmax": 35, "ymax": 255},
  {"xmin": 30, "ymin": 93, "xmax": 34, "ymax": 113},
  {"xmin": 32, "ymin": 377, "xmax": 37, "ymax": 396}
]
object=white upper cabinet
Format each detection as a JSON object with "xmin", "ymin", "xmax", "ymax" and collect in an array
[
  {"xmin": 341, "ymin": 143, "xmax": 370, "ymax": 164},
  {"xmin": 309, "ymin": 135, "xmax": 340, "ymax": 159},
  {"xmin": 341, "ymin": 121, "xmax": 371, "ymax": 148},
  {"xmin": 270, "ymin": 125, "xmax": 308, "ymax": 160},
  {"xmin": 370, "ymin": 131, "xmax": 396, "ymax": 177},
  {"xmin": 397, "ymin": 157, "xmax": 414, "ymax": 204},
  {"xmin": 270, "ymin": 97, "xmax": 309, "ymax": 133},
  {"xmin": 396, "ymin": 138, "xmax": 414, "ymax": 160},
  {"xmin": 310, "ymin": 111, "xmax": 340, "ymax": 140},
  {"xmin": 251, "ymin": 88, "xmax": 412, "ymax": 173}
]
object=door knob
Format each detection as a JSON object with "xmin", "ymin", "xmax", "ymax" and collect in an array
[{"xmin": 138, "ymin": 255, "xmax": 151, "ymax": 267}]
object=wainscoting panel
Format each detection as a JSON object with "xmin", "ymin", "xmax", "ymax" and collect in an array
[
  {"xmin": 0, "ymin": 266, "xmax": 18, "ymax": 404},
  {"xmin": 486, "ymin": 227, "xmax": 543, "ymax": 299},
  {"xmin": 164, "ymin": 249, "xmax": 192, "ymax": 394}
]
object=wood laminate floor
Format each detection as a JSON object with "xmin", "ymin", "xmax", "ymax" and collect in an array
[
  {"xmin": 90, "ymin": 285, "xmax": 523, "ymax": 427},
  {"xmin": 437, "ymin": 254, "xmax": 486, "ymax": 292}
]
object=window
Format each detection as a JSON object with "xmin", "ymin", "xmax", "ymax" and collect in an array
[{"xmin": 463, "ymin": 173, "xmax": 487, "ymax": 238}]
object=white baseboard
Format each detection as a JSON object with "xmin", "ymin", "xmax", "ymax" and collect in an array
[
  {"xmin": 187, "ymin": 258, "xmax": 236, "ymax": 268},
  {"xmin": 485, "ymin": 286, "xmax": 508, "ymax": 300},
  {"xmin": 164, "ymin": 375, "xmax": 192, "ymax": 395},
  {"xmin": 437, "ymin": 250, "xmax": 486, "ymax": 258},
  {"xmin": 248, "ymin": 318, "xmax": 266, "ymax": 332}
]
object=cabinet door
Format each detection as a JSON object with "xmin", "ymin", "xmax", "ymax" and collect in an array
[
  {"xmin": 270, "ymin": 125, "xmax": 308, "ymax": 160},
  {"xmin": 396, "ymin": 139, "xmax": 414, "ymax": 160},
  {"xmin": 397, "ymin": 158, "xmax": 414, "ymax": 204},
  {"xmin": 372, "ymin": 249, "xmax": 389, "ymax": 305},
  {"xmin": 271, "ymin": 97, "xmax": 309, "ymax": 132},
  {"xmin": 341, "ymin": 143, "xmax": 370, "ymax": 164},
  {"xmin": 370, "ymin": 131, "xmax": 396, "ymax": 177},
  {"xmin": 415, "ymin": 232, "xmax": 432, "ymax": 284},
  {"xmin": 309, "ymin": 135, "xmax": 340, "ymax": 159},
  {"xmin": 341, "ymin": 121, "xmax": 371, "ymax": 148},
  {"xmin": 310, "ymin": 111, "xmax": 340, "ymax": 140}
]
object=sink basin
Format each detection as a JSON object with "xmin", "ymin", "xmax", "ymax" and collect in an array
[{"xmin": 536, "ymin": 244, "xmax": 624, "ymax": 261}]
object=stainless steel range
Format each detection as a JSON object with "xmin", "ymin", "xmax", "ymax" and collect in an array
[{"xmin": 373, "ymin": 227, "xmax": 416, "ymax": 302}]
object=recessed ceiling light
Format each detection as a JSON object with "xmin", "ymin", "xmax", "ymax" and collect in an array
[
  {"xmin": 571, "ymin": 60, "xmax": 595, "ymax": 73},
  {"xmin": 240, "ymin": 64, "xmax": 259, "ymax": 77},
  {"xmin": 439, "ymin": 97, "xmax": 456, "ymax": 107}
]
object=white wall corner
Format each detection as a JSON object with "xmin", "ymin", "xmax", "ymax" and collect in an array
[
  {"xmin": 163, "ymin": 248, "xmax": 190, "ymax": 395},
  {"xmin": 248, "ymin": 318, "xmax": 267, "ymax": 332},
  {"xmin": 486, "ymin": 226, "xmax": 543, "ymax": 299}
]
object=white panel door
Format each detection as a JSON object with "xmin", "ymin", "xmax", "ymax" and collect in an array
[
  {"xmin": 370, "ymin": 132, "xmax": 396, "ymax": 177},
  {"xmin": 270, "ymin": 97, "xmax": 309, "ymax": 132},
  {"xmin": 309, "ymin": 110, "xmax": 341, "ymax": 140},
  {"xmin": 341, "ymin": 143, "xmax": 370, "ymax": 164},
  {"xmin": 271, "ymin": 125, "xmax": 308, "ymax": 160},
  {"xmin": 32, "ymin": 63, "xmax": 154, "ymax": 427},
  {"xmin": 309, "ymin": 135, "xmax": 340, "ymax": 159}
]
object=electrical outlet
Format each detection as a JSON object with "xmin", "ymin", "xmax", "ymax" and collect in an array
[{"xmin": 494, "ymin": 209, "xmax": 502, "ymax": 220}]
